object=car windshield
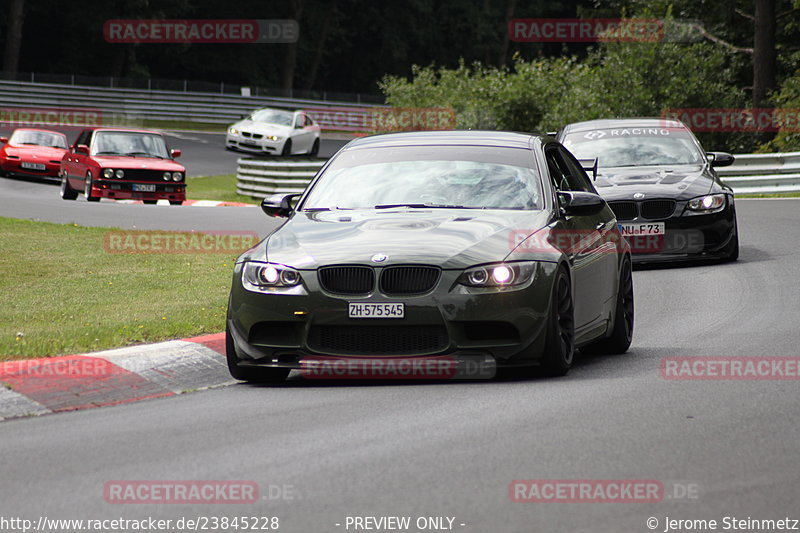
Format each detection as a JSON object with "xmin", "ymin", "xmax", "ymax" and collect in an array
[
  {"xmin": 250, "ymin": 109, "xmax": 294, "ymax": 126},
  {"xmin": 9, "ymin": 130, "xmax": 67, "ymax": 149},
  {"xmin": 302, "ymin": 145, "xmax": 543, "ymax": 210},
  {"xmin": 91, "ymin": 131, "xmax": 170, "ymax": 158},
  {"xmin": 562, "ymin": 127, "xmax": 705, "ymax": 167}
]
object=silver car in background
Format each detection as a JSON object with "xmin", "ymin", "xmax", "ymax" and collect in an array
[{"xmin": 226, "ymin": 108, "xmax": 321, "ymax": 156}]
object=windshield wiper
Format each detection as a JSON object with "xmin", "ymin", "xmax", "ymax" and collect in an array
[
  {"xmin": 125, "ymin": 152, "xmax": 163, "ymax": 158},
  {"xmin": 374, "ymin": 203, "xmax": 480, "ymax": 209},
  {"xmin": 303, "ymin": 206, "xmax": 351, "ymax": 212},
  {"xmin": 95, "ymin": 151, "xmax": 123, "ymax": 155}
]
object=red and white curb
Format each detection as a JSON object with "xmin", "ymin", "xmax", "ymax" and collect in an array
[
  {"xmin": 109, "ymin": 199, "xmax": 255, "ymax": 207},
  {"xmin": 0, "ymin": 333, "xmax": 233, "ymax": 421}
]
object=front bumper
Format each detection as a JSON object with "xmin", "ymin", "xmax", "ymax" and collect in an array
[
  {"xmin": 1, "ymin": 159, "xmax": 61, "ymax": 179},
  {"xmin": 619, "ymin": 200, "xmax": 737, "ymax": 263},
  {"xmin": 225, "ymin": 134, "xmax": 283, "ymax": 154},
  {"xmin": 227, "ymin": 262, "xmax": 558, "ymax": 370},
  {"xmin": 89, "ymin": 179, "xmax": 186, "ymax": 202}
]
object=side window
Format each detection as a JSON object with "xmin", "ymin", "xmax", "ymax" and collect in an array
[
  {"xmin": 296, "ymin": 114, "xmax": 306, "ymax": 128},
  {"xmin": 544, "ymin": 147, "xmax": 571, "ymax": 191},
  {"xmin": 75, "ymin": 130, "xmax": 90, "ymax": 148},
  {"xmin": 545, "ymin": 145, "xmax": 593, "ymax": 193},
  {"xmin": 557, "ymin": 146, "xmax": 595, "ymax": 193}
]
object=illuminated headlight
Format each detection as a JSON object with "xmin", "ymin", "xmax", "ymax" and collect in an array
[
  {"xmin": 687, "ymin": 194, "xmax": 726, "ymax": 213},
  {"xmin": 103, "ymin": 169, "xmax": 114, "ymax": 179},
  {"xmin": 162, "ymin": 172, "xmax": 171, "ymax": 181},
  {"xmin": 172, "ymin": 172, "xmax": 182, "ymax": 182},
  {"xmin": 266, "ymin": 135, "xmax": 281, "ymax": 141},
  {"xmin": 458, "ymin": 262, "xmax": 536, "ymax": 287},
  {"xmin": 229, "ymin": 128, "xmax": 239, "ymax": 135},
  {"xmin": 243, "ymin": 262, "xmax": 302, "ymax": 288},
  {"xmin": 115, "ymin": 169, "xmax": 125, "ymax": 179}
]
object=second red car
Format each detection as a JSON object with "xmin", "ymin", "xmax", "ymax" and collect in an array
[{"xmin": 60, "ymin": 127, "xmax": 186, "ymax": 205}]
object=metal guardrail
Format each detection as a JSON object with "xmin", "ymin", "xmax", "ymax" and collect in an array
[
  {"xmin": 236, "ymin": 151, "xmax": 800, "ymax": 200},
  {"xmin": 717, "ymin": 151, "xmax": 800, "ymax": 194},
  {"xmin": 236, "ymin": 158, "xmax": 326, "ymax": 198},
  {"xmin": 0, "ymin": 80, "xmax": 383, "ymax": 131}
]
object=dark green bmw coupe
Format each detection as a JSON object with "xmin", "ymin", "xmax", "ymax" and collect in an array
[{"xmin": 226, "ymin": 130, "xmax": 633, "ymax": 382}]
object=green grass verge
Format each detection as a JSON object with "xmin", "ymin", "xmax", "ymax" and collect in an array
[
  {"xmin": 736, "ymin": 192, "xmax": 800, "ymax": 198},
  {"xmin": 186, "ymin": 174, "xmax": 258, "ymax": 204},
  {"xmin": 0, "ymin": 217, "xmax": 244, "ymax": 361}
]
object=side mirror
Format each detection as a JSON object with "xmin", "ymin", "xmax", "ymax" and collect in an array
[
  {"xmin": 578, "ymin": 158, "xmax": 599, "ymax": 180},
  {"xmin": 0, "ymin": 137, "xmax": 8, "ymax": 144},
  {"xmin": 707, "ymin": 152, "xmax": 735, "ymax": 167},
  {"xmin": 75, "ymin": 144, "xmax": 90, "ymax": 155},
  {"xmin": 170, "ymin": 149, "xmax": 181, "ymax": 158},
  {"xmin": 558, "ymin": 191, "xmax": 606, "ymax": 216},
  {"xmin": 261, "ymin": 193, "xmax": 301, "ymax": 218}
]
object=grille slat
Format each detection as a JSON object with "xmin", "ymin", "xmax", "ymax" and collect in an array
[
  {"xmin": 608, "ymin": 201, "xmax": 637, "ymax": 221},
  {"xmin": 640, "ymin": 199, "xmax": 676, "ymax": 219},
  {"xmin": 308, "ymin": 325, "xmax": 449, "ymax": 355},
  {"xmin": 318, "ymin": 266, "xmax": 374, "ymax": 295},
  {"xmin": 380, "ymin": 266, "xmax": 440, "ymax": 296}
]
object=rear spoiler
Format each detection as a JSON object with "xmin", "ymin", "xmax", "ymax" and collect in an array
[{"xmin": 578, "ymin": 158, "xmax": 599, "ymax": 180}]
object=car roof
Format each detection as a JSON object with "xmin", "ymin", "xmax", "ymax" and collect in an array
[
  {"xmin": 85, "ymin": 127, "xmax": 165, "ymax": 135},
  {"xmin": 11, "ymin": 127, "xmax": 66, "ymax": 136},
  {"xmin": 344, "ymin": 130, "xmax": 546, "ymax": 150},
  {"xmin": 561, "ymin": 118, "xmax": 688, "ymax": 133}
]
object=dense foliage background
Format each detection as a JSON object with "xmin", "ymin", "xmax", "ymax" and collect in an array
[{"xmin": 2, "ymin": 0, "xmax": 800, "ymax": 151}]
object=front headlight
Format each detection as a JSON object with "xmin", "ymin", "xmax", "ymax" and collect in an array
[
  {"xmin": 686, "ymin": 194, "xmax": 726, "ymax": 213},
  {"xmin": 229, "ymin": 127, "xmax": 239, "ymax": 135},
  {"xmin": 172, "ymin": 172, "xmax": 182, "ymax": 182},
  {"xmin": 266, "ymin": 135, "xmax": 281, "ymax": 141},
  {"xmin": 458, "ymin": 261, "xmax": 536, "ymax": 288},
  {"xmin": 103, "ymin": 169, "xmax": 114, "ymax": 179},
  {"xmin": 162, "ymin": 172, "xmax": 171, "ymax": 181},
  {"xmin": 243, "ymin": 262, "xmax": 302, "ymax": 288},
  {"xmin": 115, "ymin": 169, "xmax": 124, "ymax": 179}
]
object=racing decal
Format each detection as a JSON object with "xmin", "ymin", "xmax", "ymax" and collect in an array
[{"xmin": 583, "ymin": 128, "xmax": 672, "ymax": 140}]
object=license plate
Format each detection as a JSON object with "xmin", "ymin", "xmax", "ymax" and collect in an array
[
  {"xmin": 619, "ymin": 222, "xmax": 665, "ymax": 236},
  {"xmin": 242, "ymin": 140, "xmax": 258, "ymax": 146},
  {"xmin": 132, "ymin": 183, "xmax": 156, "ymax": 192},
  {"xmin": 348, "ymin": 302, "xmax": 404, "ymax": 319},
  {"xmin": 21, "ymin": 162, "xmax": 46, "ymax": 170}
]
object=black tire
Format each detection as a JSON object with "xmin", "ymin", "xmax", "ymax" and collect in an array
[
  {"xmin": 143, "ymin": 200, "xmax": 158, "ymax": 205},
  {"xmin": 169, "ymin": 200, "xmax": 183, "ymax": 206},
  {"xmin": 281, "ymin": 139, "xmax": 292, "ymax": 157},
  {"xmin": 309, "ymin": 138, "xmax": 320, "ymax": 156},
  {"xmin": 539, "ymin": 267, "xmax": 575, "ymax": 376},
  {"xmin": 84, "ymin": 172, "xmax": 99, "ymax": 202},
  {"xmin": 60, "ymin": 175, "xmax": 78, "ymax": 200},
  {"xmin": 226, "ymin": 326, "xmax": 290, "ymax": 383},
  {"xmin": 585, "ymin": 257, "xmax": 634, "ymax": 355}
]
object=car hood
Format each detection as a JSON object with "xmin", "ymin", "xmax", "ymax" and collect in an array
[
  {"xmin": 231, "ymin": 120, "xmax": 292, "ymax": 136},
  {"xmin": 592, "ymin": 164, "xmax": 716, "ymax": 201},
  {"xmin": 249, "ymin": 209, "xmax": 552, "ymax": 269},
  {"xmin": 91, "ymin": 156, "xmax": 185, "ymax": 172},
  {"xmin": 5, "ymin": 146, "xmax": 67, "ymax": 160}
]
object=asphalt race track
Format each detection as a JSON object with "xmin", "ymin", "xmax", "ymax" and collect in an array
[
  {"xmin": 1, "ymin": 188, "xmax": 798, "ymax": 531},
  {"xmin": 0, "ymin": 132, "xmax": 347, "ymax": 232}
]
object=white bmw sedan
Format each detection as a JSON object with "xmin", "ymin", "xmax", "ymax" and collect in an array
[{"xmin": 226, "ymin": 108, "xmax": 321, "ymax": 156}]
